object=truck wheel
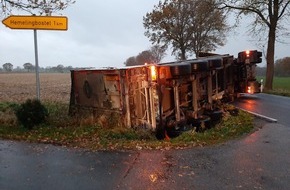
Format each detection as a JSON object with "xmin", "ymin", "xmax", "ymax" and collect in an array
[
  {"xmin": 190, "ymin": 115, "xmax": 211, "ymax": 132},
  {"xmin": 156, "ymin": 125, "xmax": 166, "ymax": 140},
  {"xmin": 206, "ymin": 109, "xmax": 223, "ymax": 126},
  {"xmin": 165, "ymin": 119, "xmax": 188, "ymax": 138},
  {"xmin": 166, "ymin": 127, "xmax": 182, "ymax": 138}
]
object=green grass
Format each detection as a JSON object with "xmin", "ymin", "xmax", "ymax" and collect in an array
[
  {"xmin": 171, "ymin": 111, "xmax": 254, "ymax": 146},
  {"xmin": 257, "ymin": 76, "xmax": 290, "ymax": 96},
  {"xmin": 0, "ymin": 101, "xmax": 255, "ymax": 150}
]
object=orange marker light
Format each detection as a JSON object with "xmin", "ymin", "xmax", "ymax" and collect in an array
[
  {"xmin": 246, "ymin": 50, "xmax": 250, "ymax": 57},
  {"xmin": 150, "ymin": 65, "xmax": 157, "ymax": 81}
]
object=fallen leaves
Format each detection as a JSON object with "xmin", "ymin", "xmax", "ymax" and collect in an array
[{"xmin": 1, "ymin": 100, "xmax": 254, "ymax": 151}]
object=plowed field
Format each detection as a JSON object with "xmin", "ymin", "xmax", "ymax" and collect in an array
[{"xmin": 0, "ymin": 73, "xmax": 71, "ymax": 103}]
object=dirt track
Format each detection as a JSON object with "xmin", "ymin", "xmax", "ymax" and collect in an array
[{"xmin": 0, "ymin": 73, "xmax": 71, "ymax": 103}]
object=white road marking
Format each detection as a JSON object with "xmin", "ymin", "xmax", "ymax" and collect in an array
[{"xmin": 237, "ymin": 107, "xmax": 278, "ymax": 123}]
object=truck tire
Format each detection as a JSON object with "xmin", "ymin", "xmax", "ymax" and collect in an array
[
  {"xmin": 165, "ymin": 119, "xmax": 189, "ymax": 138},
  {"xmin": 205, "ymin": 109, "xmax": 223, "ymax": 126},
  {"xmin": 190, "ymin": 115, "xmax": 211, "ymax": 132}
]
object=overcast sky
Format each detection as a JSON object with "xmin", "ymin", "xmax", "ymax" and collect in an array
[{"xmin": 1, "ymin": 0, "xmax": 289, "ymax": 68}]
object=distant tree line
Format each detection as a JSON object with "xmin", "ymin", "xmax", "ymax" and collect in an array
[
  {"xmin": 256, "ymin": 57, "xmax": 290, "ymax": 77},
  {"xmin": 1, "ymin": 62, "xmax": 74, "ymax": 73},
  {"xmin": 274, "ymin": 57, "xmax": 290, "ymax": 77},
  {"xmin": 124, "ymin": 45, "xmax": 166, "ymax": 66}
]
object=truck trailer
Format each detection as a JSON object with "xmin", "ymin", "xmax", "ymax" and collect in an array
[{"xmin": 69, "ymin": 50, "xmax": 262, "ymax": 138}]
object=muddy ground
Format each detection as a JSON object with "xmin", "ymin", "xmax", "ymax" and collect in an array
[{"xmin": 0, "ymin": 73, "xmax": 70, "ymax": 103}]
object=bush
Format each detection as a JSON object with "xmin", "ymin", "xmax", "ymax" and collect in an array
[
  {"xmin": 15, "ymin": 99, "xmax": 48, "ymax": 130},
  {"xmin": 0, "ymin": 102, "xmax": 19, "ymax": 126}
]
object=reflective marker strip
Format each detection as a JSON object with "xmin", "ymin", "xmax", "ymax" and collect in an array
[{"xmin": 237, "ymin": 107, "xmax": 278, "ymax": 123}]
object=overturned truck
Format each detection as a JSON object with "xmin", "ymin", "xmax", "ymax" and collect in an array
[{"xmin": 69, "ymin": 50, "xmax": 262, "ymax": 138}]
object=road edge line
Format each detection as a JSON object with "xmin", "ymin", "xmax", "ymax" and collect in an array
[{"xmin": 237, "ymin": 107, "xmax": 278, "ymax": 123}]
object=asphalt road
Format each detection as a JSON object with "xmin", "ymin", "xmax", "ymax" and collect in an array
[
  {"xmin": 234, "ymin": 93, "xmax": 290, "ymax": 126},
  {"xmin": 1, "ymin": 93, "xmax": 290, "ymax": 189}
]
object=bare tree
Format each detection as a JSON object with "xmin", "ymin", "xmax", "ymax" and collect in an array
[
  {"xmin": 1, "ymin": 0, "xmax": 75, "ymax": 16},
  {"xmin": 149, "ymin": 45, "xmax": 166, "ymax": 63},
  {"xmin": 143, "ymin": 0, "xmax": 228, "ymax": 60},
  {"xmin": 220, "ymin": 0, "xmax": 290, "ymax": 90}
]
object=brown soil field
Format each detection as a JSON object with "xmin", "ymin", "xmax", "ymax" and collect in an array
[{"xmin": 0, "ymin": 73, "xmax": 71, "ymax": 103}]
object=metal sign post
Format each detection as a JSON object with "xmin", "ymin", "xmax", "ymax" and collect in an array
[{"xmin": 34, "ymin": 29, "xmax": 40, "ymax": 100}]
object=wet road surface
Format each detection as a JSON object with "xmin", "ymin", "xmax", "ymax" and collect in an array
[
  {"xmin": 0, "ymin": 142, "xmax": 133, "ymax": 190},
  {"xmin": 1, "ymin": 93, "xmax": 290, "ymax": 189},
  {"xmin": 1, "ymin": 122, "xmax": 290, "ymax": 189},
  {"xmin": 234, "ymin": 93, "xmax": 290, "ymax": 126}
]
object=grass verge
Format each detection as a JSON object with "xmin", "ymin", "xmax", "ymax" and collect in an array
[
  {"xmin": 0, "ymin": 101, "xmax": 254, "ymax": 150},
  {"xmin": 257, "ymin": 76, "xmax": 290, "ymax": 97}
]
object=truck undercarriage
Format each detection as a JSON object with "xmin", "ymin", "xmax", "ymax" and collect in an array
[{"xmin": 69, "ymin": 50, "xmax": 262, "ymax": 139}]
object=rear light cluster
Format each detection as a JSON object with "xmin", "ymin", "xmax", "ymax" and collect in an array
[{"xmin": 247, "ymin": 86, "xmax": 253, "ymax": 94}]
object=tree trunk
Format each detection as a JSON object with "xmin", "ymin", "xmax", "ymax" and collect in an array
[
  {"xmin": 181, "ymin": 48, "xmax": 186, "ymax": 60},
  {"xmin": 265, "ymin": 26, "xmax": 276, "ymax": 90}
]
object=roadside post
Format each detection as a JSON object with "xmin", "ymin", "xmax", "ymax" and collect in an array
[{"xmin": 2, "ymin": 15, "xmax": 68, "ymax": 100}]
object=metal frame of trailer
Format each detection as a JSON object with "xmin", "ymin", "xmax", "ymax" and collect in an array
[{"xmin": 69, "ymin": 50, "xmax": 262, "ymax": 138}]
